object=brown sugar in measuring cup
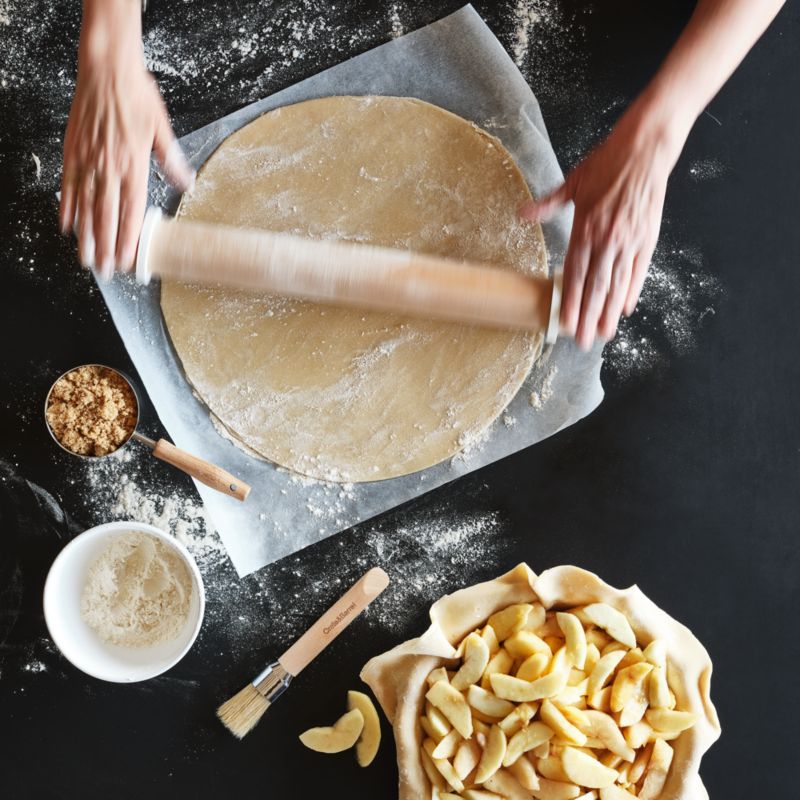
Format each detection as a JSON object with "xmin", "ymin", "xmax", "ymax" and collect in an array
[
  {"xmin": 45, "ymin": 364, "xmax": 250, "ymax": 501},
  {"xmin": 45, "ymin": 365, "xmax": 138, "ymax": 457}
]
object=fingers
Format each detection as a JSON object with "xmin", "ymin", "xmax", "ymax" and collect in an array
[
  {"xmin": 624, "ymin": 235, "xmax": 657, "ymax": 317},
  {"xmin": 597, "ymin": 249, "xmax": 635, "ymax": 341},
  {"xmin": 575, "ymin": 246, "xmax": 616, "ymax": 350},
  {"xmin": 116, "ymin": 163, "xmax": 149, "ymax": 272},
  {"xmin": 559, "ymin": 217, "xmax": 591, "ymax": 337},
  {"xmin": 152, "ymin": 97, "xmax": 194, "ymax": 192},
  {"xmin": 519, "ymin": 174, "xmax": 575, "ymax": 223},
  {"xmin": 76, "ymin": 171, "xmax": 96, "ymax": 270},
  {"xmin": 60, "ymin": 163, "xmax": 78, "ymax": 235},
  {"xmin": 93, "ymin": 171, "xmax": 121, "ymax": 280}
]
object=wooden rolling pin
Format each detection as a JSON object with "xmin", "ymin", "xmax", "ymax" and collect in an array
[{"xmin": 136, "ymin": 209, "xmax": 562, "ymax": 342}]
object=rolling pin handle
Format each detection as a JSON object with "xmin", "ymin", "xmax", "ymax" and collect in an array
[
  {"xmin": 135, "ymin": 207, "xmax": 163, "ymax": 286},
  {"xmin": 545, "ymin": 270, "xmax": 563, "ymax": 344}
]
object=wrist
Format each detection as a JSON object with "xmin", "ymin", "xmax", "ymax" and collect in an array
[
  {"xmin": 619, "ymin": 83, "xmax": 696, "ymax": 171},
  {"xmin": 79, "ymin": 0, "xmax": 143, "ymax": 73}
]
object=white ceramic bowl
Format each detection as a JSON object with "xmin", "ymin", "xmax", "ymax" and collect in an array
[{"xmin": 43, "ymin": 521, "xmax": 205, "ymax": 683}]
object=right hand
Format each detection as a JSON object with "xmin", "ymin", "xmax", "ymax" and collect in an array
[{"xmin": 59, "ymin": 2, "xmax": 194, "ymax": 279}]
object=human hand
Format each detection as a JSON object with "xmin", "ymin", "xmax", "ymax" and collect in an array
[
  {"xmin": 59, "ymin": 0, "xmax": 194, "ymax": 279},
  {"xmin": 520, "ymin": 98, "xmax": 687, "ymax": 350}
]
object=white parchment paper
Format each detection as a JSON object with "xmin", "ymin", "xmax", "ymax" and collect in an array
[{"xmin": 94, "ymin": 5, "xmax": 604, "ymax": 576}]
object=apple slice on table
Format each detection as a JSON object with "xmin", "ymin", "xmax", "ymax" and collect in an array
[{"xmin": 299, "ymin": 708, "xmax": 364, "ymax": 753}]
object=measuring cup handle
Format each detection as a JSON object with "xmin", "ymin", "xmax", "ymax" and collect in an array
[{"xmin": 151, "ymin": 439, "xmax": 251, "ymax": 501}]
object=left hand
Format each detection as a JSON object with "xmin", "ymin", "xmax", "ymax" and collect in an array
[{"xmin": 520, "ymin": 98, "xmax": 685, "ymax": 350}]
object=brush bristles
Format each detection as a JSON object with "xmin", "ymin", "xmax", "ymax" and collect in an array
[{"xmin": 217, "ymin": 684, "xmax": 269, "ymax": 739}]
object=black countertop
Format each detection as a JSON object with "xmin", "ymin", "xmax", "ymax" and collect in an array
[{"xmin": 1, "ymin": 1, "xmax": 798, "ymax": 797}]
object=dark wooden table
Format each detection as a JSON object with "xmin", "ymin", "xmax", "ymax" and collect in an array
[{"xmin": 1, "ymin": 2, "xmax": 797, "ymax": 797}]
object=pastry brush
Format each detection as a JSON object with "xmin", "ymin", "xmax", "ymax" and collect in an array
[{"xmin": 217, "ymin": 566, "xmax": 390, "ymax": 739}]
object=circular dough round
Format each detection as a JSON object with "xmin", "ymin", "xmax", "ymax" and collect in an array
[{"xmin": 162, "ymin": 96, "xmax": 547, "ymax": 482}]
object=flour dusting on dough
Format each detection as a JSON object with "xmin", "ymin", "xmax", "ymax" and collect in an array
[{"xmin": 163, "ymin": 96, "xmax": 547, "ymax": 482}]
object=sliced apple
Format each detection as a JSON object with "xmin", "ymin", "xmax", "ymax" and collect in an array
[
  {"xmin": 299, "ymin": 708, "xmax": 364, "ymax": 753},
  {"xmin": 475, "ymin": 724, "xmax": 507, "ymax": 783},
  {"xmin": 537, "ymin": 755, "xmax": 570, "ymax": 782},
  {"xmin": 491, "ymin": 669, "xmax": 569, "ymax": 703},
  {"xmin": 426, "ymin": 701, "xmax": 452, "ymax": 739},
  {"xmin": 648, "ymin": 666, "xmax": 671, "ymax": 709},
  {"xmin": 504, "ymin": 721, "xmax": 554, "ymax": 766},
  {"xmin": 584, "ymin": 644, "xmax": 601, "ymax": 674},
  {"xmin": 616, "ymin": 648, "xmax": 645, "ymax": 670},
  {"xmin": 610, "ymin": 662, "xmax": 653, "ymax": 713},
  {"xmin": 482, "ymin": 624, "xmax": 501, "ymax": 654},
  {"xmin": 599, "ymin": 787, "xmax": 637, "ymax": 800},
  {"xmin": 452, "ymin": 633, "xmax": 491, "ymax": 690},
  {"xmin": 561, "ymin": 747, "xmax": 618, "ymax": 789},
  {"xmin": 575, "ymin": 793, "xmax": 598, "ymax": 800},
  {"xmin": 505, "ymin": 630, "xmax": 553, "ymax": 660},
  {"xmin": 508, "ymin": 752, "xmax": 540, "ymax": 790},
  {"xmin": 645, "ymin": 708, "xmax": 696, "ymax": 735},
  {"xmin": 623, "ymin": 719, "xmax": 652, "ymax": 749},
  {"xmin": 532, "ymin": 739, "xmax": 551, "ymax": 759},
  {"xmin": 579, "ymin": 710, "xmax": 635, "ymax": 761},
  {"xmin": 521, "ymin": 602, "xmax": 547, "ymax": 632},
  {"xmin": 462, "ymin": 791, "xmax": 506, "ymax": 800},
  {"xmin": 642, "ymin": 639, "xmax": 666, "ymax": 668},
  {"xmin": 454, "ymin": 738, "xmax": 482, "ymax": 780},
  {"xmin": 468, "ymin": 684, "xmax": 516, "ymax": 719},
  {"xmin": 481, "ymin": 648, "xmax": 515, "ymax": 690},
  {"xmin": 488, "ymin": 604, "xmax": 534, "ymax": 641},
  {"xmin": 420, "ymin": 745, "xmax": 448, "ymax": 791},
  {"xmin": 582, "ymin": 604, "xmax": 636, "ymax": 649},
  {"xmin": 540, "ymin": 699, "xmax": 587, "ymax": 746},
  {"xmin": 498, "ymin": 702, "xmax": 537, "ymax": 736},
  {"xmin": 585, "ymin": 628, "xmax": 612, "ymax": 651},
  {"xmin": 426, "ymin": 680, "xmax": 473, "ymax": 739},
  {"xmin": 586, "ymin": 650, "xmax": 626, "ymax": 699},
  {"xmin": 518, "ymin": 652, "xmax": 550, "ymax": 682},
  {"xmin": 347, "ymin": 691, "xmax": 381, "ymax": 767},
  {"xmin": 423, "ymin": 738, "xmax": 464, "ymax": 792},
  {"xmin": 427, "ymin": 666, "xmax": 450, "ymax": 686},
  {"xmin": 553, "ymin": 682, "xmax": 588, "ymax": 707},
  {"xmin": 484, "ymin": 768, "xmax": 535, "ymax": 800},
  {"xmin": 531, "ymin": 776, "xmax": 582, "ymax": 800},
  {"xmin": 638, "ymin": 738, "xmax": 674, "ymax": 800},
  {"xmin": 628, "ymin": 742, "xmax": 653, "ymax": 784},
  {"xmin": 587, "ymin": 685, "xmax": 612, "ymax": 713},
  {"xmin": 618, "ymin": 689, "xmax": 649, "ymax": 728},
  {"xmin": 431, "ymin": 727, "xmax": 462, "ymax": 760},
  {"xmin": 556, "ymin": 612, "xmax": 588, "ymax": 669}
]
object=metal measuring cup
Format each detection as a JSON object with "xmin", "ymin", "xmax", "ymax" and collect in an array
[{"xmin": 45, "ymin": 364, "xmax": 250, "ymax": 501}]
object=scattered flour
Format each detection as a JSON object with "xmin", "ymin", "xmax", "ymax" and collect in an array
[
  {"xmin": 603, "ymin": 236, "xmax": 722, "ymax": 379},
  {"xmin": 80, "ymin": 449, "xmax": 226, "ymax": 572},
  {"xmin": 530, "ymin": 364, "xmax": 558, "ymax": 409},
  {"xmin": 74, "ymin": 442, "xmax": 512, "ymax": 660},
  {"xmin": 688, "ymin": 158, "xmax": 729, "ymax": 182},
  {"xmin": 389, "ymin": 4, "xmax": 405, "ymax": 39}
]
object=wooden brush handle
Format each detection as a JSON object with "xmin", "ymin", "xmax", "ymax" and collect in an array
[
  {"xmin": 151, "ymin": 438, "xmax": 251, "ymax": 501},
  {"xmin": 278, "ymin": 567, "xmax": 390, "ymax": 677},
  {"xmin": 139, "ymin": 211, "xmax": 555, "ymax": 335}
]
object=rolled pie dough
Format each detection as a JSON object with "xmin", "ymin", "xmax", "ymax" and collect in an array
[
  {"xmin": 162, "ymin": 96, "xmax": 547, "ymax": 482},
  {"xmin": 360, "ymin": 563, "xmax": 721, "ymax": 800}
]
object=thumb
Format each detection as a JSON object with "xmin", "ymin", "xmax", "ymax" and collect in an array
[
  {"xmin": 519, "ymin": 172, "xmax": 577, "ymax": 223},
  {"xmin": 153, "ymin": 100, "xmax": 195, "ymax": 192}
]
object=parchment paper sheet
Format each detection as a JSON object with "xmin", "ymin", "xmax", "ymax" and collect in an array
[{"xmin": 94, "ymin": 5, "xmax": 604, "ymax": 576}]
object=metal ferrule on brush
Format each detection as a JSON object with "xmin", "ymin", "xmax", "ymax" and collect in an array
[{"xmin": 253, "ymin": 661, "xmax": 292, "ymax": 704}]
